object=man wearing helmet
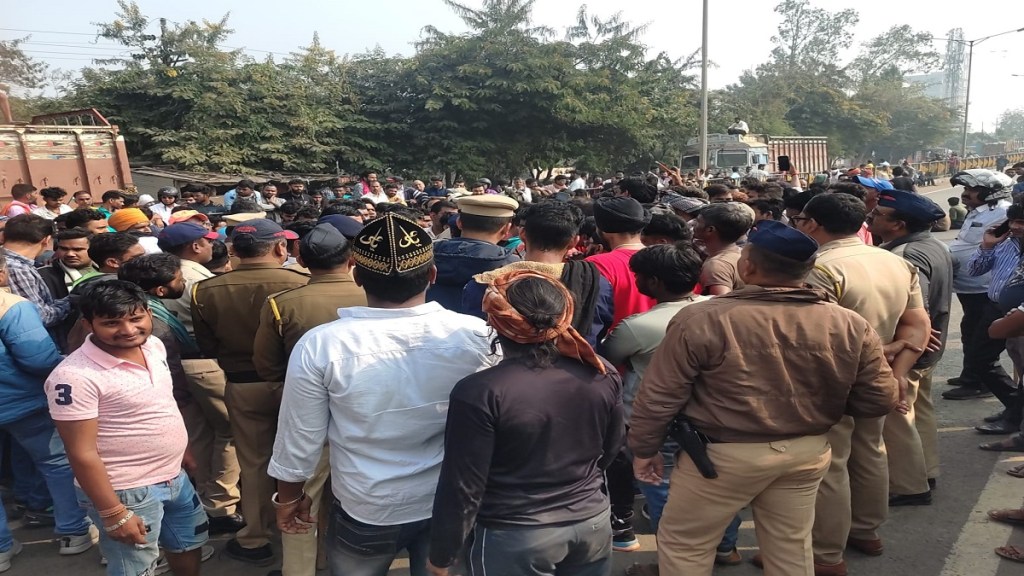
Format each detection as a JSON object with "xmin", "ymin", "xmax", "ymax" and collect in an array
[
  {"xmin": 944, "ymin": 169, "xmax": 1015, "ymax": 401},
  {"xmin": 152, "ymin": 187, "xmax": 179, "ymax": 224}
]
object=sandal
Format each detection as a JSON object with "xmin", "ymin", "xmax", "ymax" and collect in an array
[
  {"xmin": 1009, "ymin": 463, "xmax": 1024, "ymax": 478},
  {"xmin": 995, "ymin": 545, "xmax": 1024, "ymax": 563},
  {"xmin": 988, "ymin": 508, "xmax": 1024, "ymax": 526},
  {"xmin": 979, "ymin": 434, "xmax": 1024, "ymax": 452}
]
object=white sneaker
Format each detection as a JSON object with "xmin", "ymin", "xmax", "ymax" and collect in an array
[
  {"xmin": 0, "ymin": 541, "xmax": 23, "ymax": 572},
  {"xmin": 153, "ymin": 545, "xmax": 215, "ymax": 575},
  {"xmin": 59, "ymin": 524, "xmax": 99, "ymax": 555}
]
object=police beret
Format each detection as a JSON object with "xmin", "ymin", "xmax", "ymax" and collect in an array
[
  {"xmin": 877, "ymin": 190, "xmax": 946, "ymax": 223},
  {"xmin": 748, "ymin": 220, "xmax": 818, "ymax": 262}
]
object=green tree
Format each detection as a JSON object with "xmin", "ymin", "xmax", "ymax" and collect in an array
[
  {"xmin": 769, "ymin": 0, "xmax": 858, "ymax": 74},
  {"xmin": 996, "ymin": 109, "xmax": 1024, "ymax": 141},
  {"xmin": 0, "ymin": 37, "xmax": 48, "ymax": 89},
  {"xmin": 848, "ymin": 25, "xmax": 941, "ymax": 84}
]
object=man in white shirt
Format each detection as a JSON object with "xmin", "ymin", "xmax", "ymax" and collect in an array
[
  {"xmin": 150, "ymin": 188, "xmax": 179, "ymax": 224},
  {"xmin": 727, "ymin": 117, "xmax": 749, "ymax": 135},
  {"xmin": 362, "ymin": 180, "xmax": 391, "ymax": 205},
  {"xmin": 32, "ymin": 187, "xmax": 74, "ymax": 220},
  {"xmin": 569, "ymin": 171, "xmax": 588, "ymax": 192},
  {"xmin": 269, "ymin": 213, "xmax": 498, "ymax": 575}
]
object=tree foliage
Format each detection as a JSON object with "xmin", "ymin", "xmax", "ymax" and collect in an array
[
  {"xmin": 0, "ymin": 37, "xmax": 48, "ymax": 90},
  {"xmin": 996, "ymin": 109, "xmax": 1024, "ymax": 141},
  {"xmin": 14, "ymin": 0, "xmax": 961, "ymax": 174}
]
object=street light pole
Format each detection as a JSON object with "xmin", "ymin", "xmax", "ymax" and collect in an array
[
  {"xmin": 699, "ymin": 0, "xmax": 709, "ymax": 178},
  {"xmin": 961, "ymin": 40, "xmax": 973, "ymax": 157}
]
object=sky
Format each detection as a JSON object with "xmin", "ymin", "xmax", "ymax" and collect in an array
[{"xmin": 5, "ymin": 0, "xmax": 1022, "ymax": 131}]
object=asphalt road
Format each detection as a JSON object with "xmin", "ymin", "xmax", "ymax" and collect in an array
[{"xmin": 7, "ymin": 182, "xmax": 1024, "ymax": 575}]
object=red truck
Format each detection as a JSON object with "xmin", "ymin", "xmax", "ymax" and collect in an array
[{"xmin": 0, "ymin": 106, "xmax": 133, "ymax": 204}]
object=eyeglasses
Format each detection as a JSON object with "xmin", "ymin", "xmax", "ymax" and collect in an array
[{"xmin": 789, "ymin": 216, "xmax": 812, "ymax": 226}]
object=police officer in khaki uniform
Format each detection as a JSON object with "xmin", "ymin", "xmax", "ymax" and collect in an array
[
  {"xmin": 158, "ymin": 222, "xmax": 245, "ymax": 534},
  {"xmin": 794, "ymin": 193, "xmax": 930, "ymax": 575},
  {"xmin": 191, "ymin": 218, "xmax": 308, "ymax": 566},
  {"xmin": 253, "ymin": 223, "xmax": 366, "ymax": 576}
]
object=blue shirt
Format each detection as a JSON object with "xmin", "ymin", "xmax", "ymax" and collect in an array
[{"xmin": 967, "ymin": 238, "xmax": 1022, "ymax": 302}]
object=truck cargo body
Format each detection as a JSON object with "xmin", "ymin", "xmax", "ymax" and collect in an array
[{"xmin": 0, "ymin": 110, "xmax": 132, "ymax": 204}]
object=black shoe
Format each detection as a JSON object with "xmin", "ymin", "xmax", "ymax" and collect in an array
[
  {"xmin": 208, "ymin": 513, "xmax": 246, "ymax": 535},
  {"xmin": 942, "ymin": 386, "xmax": 993, "ymax": 400},
  {"xmin": 928, "ymin": 478, "xmax": 937, "ymax": 490},
  {"xmin": 946, "ymin": 377, "xmax": 978, "ymax": 387},
  {"xmin": 224, "ymin": 539, "xmax": 274, "ymax": 567},
  {"xmin": 976, "ymin": 420, "xmax": 1017, "ymax": 434},
  {"xmin": 984, "ymin": 410, "xmax": 1008, "ymax": 423},
  {"xmin": 267, "ymin": 572, "xmax": 282, "ymax": 576},
  {"xmin": 889, "ymin": 491, "xmax": 932, "ymax": 506}
]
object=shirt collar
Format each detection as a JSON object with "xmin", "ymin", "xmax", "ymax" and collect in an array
[
  {"xmin": 236, "ymin": 261, "xmax": 287, "ymax": 270},
  {"xmin": 308, "ymin": 272, "xmax": 357, "ymax": 285},
  {"xmin": 79, "ymin": 334, "xmax": 159, "ymax": 370},
  {"xmin": 180, "ymin": 258, "xmax": 214, "ymax": 276},
  {"xmin": 337, "ymin": 301, "xmax": 444, "ymax": 320},
  {"xmin": 817, "ymin": 237, "xmax": 866, "ymax": 252},
  {"xmin": 2, "ymin": 249, "xmax": 34, "ymax": 266}
]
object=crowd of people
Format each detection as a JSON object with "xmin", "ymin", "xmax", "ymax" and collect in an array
[{"xmin": 0, "ymin": 161, "xmax": 1023, "ymax": 576}]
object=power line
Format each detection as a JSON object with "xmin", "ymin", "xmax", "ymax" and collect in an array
[
  {"xmin": 21, "ymin": 41, "xmax": 128, "ymax": 52},
  {"xmin": 0, "ymin": 27, "xmax": 97, "ymax": 36},
  {"xmin": 24, "ymin": 49, "xmax": 128, "ymax": 57}
]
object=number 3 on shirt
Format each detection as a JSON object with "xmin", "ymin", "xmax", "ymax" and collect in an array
[{"xmin": 54, "ymin": 384, "xmax": 73, "ymax": 406}]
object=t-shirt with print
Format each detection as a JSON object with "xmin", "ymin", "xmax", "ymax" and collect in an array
[
  {"xmin": 700, "ymin": 244, "xmax": 744, "ymax": 294},
  {"xmin": 45, "ymin": 335, "xmax": 188, "ymax": 490}
]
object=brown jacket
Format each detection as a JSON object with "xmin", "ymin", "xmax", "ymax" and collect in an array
[
  {"xmin": 191, "ymin": 262, "xmax": 308, "ymax": 378},
  {"xmin": 629, "ymin": 286, "xmax": 898, "ymax": 455}
]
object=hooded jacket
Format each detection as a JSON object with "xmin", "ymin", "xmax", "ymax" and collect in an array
[
  {"xmin": 0, "ymin": 291, "xmax": 64, "ymax": 425},
  {"xmin": 629, "ymin": 286, "xmax": 898, "ymax": 454},
  {"xmin": 428, "ymin": 238, "xmax": 520, "ymax": 311}
]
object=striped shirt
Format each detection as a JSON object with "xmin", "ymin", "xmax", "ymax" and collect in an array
[{"xmin": 967, "ymin": 238, "xmax": 1022, "ymax": 302}]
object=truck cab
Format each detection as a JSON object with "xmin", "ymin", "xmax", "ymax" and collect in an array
[{"xmin": 681, "ymin": 134, "xmax": 771, "ymax": 174}]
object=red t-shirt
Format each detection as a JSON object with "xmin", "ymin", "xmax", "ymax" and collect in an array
[{"xmin": 587, "ymin": 247, "xmax": 656, "ymax": 330}]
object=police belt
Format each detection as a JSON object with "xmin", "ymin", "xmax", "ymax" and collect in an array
[{"xmin": 225, "ymin": 370, "xmax": 263, "ymax": 383}]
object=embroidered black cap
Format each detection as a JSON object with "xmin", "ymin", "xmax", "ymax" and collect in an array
[{"xmin": 352, "ymin": 213, "xmax": 433, "ymax": 275}]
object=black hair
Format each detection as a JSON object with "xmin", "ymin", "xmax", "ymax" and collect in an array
[
  {"xmin": 459, "ymin": 213, "xmax": 512, "ymax": 234},
  {"xmin": 285, "ymin": 219, "xmax": 318, "ymax": 241},
  {"xmin": 706, "ymin": 184, "xmax": 731, "ymax": 199},
  {"xmin": 617, "ymin": 178, "xmax": 658, "ymax": 204},
  {"xmin": 237, "ymin": 179, "xmax": 256, "ymax": 189},
  {"xmin": 429, "ymin": 200, "xmax": 457, "ymax": 215},
  {"xmin": 122, "ymin": 194, "xmax": 139, "ymax": 208},
  {"xmin": 948, "ymin": 197, "xmax": 961, "ymax": 206},
  {"xmin": 118, "ymin": 252, "xmax": 181, "ymax": 291},
  {"xmin": 101, "ymin": 190, "xmax": 125, "ymax": 203},
  {"xmin": 803, "ymin": 193, "xmax": 867, "ymax": 235},
  {"xmin": 892, "ymin": 166, "xmax": 905, "ymax": 177},
  {"xmin": 64, "ymin": 208, "xmax": 106, "ymax": 229},
  {"xmin": 629, "ymin": 243, "xmax": 702, "ymax": 294},
  {"xmin": 233, "ymin": 238, "xmax": 280, "ymax": 259},
  {"xmin": 295, "ymin": 206, "xmax": 322, "ymax": 220},
  {"xmin": 55, "ymin": 227, "xmax": 93, "ymax": 243},
  {"xmin": 321, "ymin": 204, "xmax": 363, "ymax": 218},
  {"xmin": 829, "ymin": 181, "xmax": 867, "ymax": 201},
  {"xmin": 750, "ymin": 198, "xmax": 784, "ymax": 221},
  {"xmin": 300, "ymin": 237, "xmax": 352, "ymax": 270},
  {"xmin": 40, "ymin": 187, "xmax": 67, "ymax": 200},
  {"xmin": 87, "ymin": 232, "xmax": 140, "ymax": 265},
  {"xmin": 389, "ymin": 206, "xmax": 427, "ymax": 222},
  {"xmin": 180, "ymin": 183, "xmax": 211, "ymax": 196},
  {"xmin": 1008, "ymin": 203, "xmax": 1024, "ymax": 221},
  {"xmin": 747, "ymin": 244, "xmax": 814, "ymax": 281},
  {"xmin": 279, "ymin": 201, "xmax": 301, "ymax": 216},
  {"xmin": 10, "ymin": 183, "xmax": 36, "ymax": 199},
  {"xmin": 676, "ymin": 186, "xmax": 709, "ymax": 200},
  {"xmin": 490, "ymin": 276, "xmax": 566, "ymax": 370},
  {"xmin": 642, "ymin": 212, "xmax": 693, "ymax": 243},
  {"xmin": 699, "ymin": 203, "xmax": 753, "ymax": 244},
  {"xmin": 79, "ymin": 279, "xmax": 150, "ymax": 321},
  {"xmin": 3, "ymin": 214, "xmax": 54, "ymax": 243},
  {"xmin": 783, "ymin": 190, "xmax": 815, "ymax": 212},
  {"xmin": 230, "ymin": 199, "xmax": 262, "ymax": 214},
  {"xmin": 357, "ymin": 263, "xmax": 433, "ymax": 303},
  {"xmin": 521, "ymin": 201, "xmax": 584, "ymax": 251},
  {"xmin": 762, "ymin": 184, "xmax": 784, "ymax": 200},
  {"xmin": 207, "ymin": 240, "xmax": 230, "ymax": 271}
]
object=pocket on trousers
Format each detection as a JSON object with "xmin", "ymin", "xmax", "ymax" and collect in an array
[{"xmin": 331, "ymin": 507, "xmax": 401, "ymax": 557}]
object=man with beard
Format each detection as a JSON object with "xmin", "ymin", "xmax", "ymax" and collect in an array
[{"xmin": 39, "ymin": 228, "xmax": 101, "ymax": 299}]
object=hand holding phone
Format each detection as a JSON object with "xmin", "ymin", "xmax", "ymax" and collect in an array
[{"xmin": 984, "ymin": 220, "xmax": 1011, "ymax": 249}]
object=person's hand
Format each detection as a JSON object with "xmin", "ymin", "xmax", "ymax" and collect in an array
[
  {"xmin": 894, "ymin": 375, "xmax": 910, "ymax": 415},
  {"xmin": 926, "ymin": 329, "xmax": 942, "ymax": 353},
  {"xmin": 181, "ymin": 446, "xmax": 197, "ymax": 476},
  {"xmin": 983, "ymin": 222, "xmax": 1010, "ymax": 249},
  {"xmin": 276, "ymin": 494, "xmax": 315, "ymax": 535},
  {"xmin": 633, "ymin": 453, "xmax": 665, "ymax": 485},
  {"xmin": 427, "ymin": 560, "xmax": 450, "ymax": 576},
  {"xmin": 105, "ymin": 511, "xmax": 148, "ymax": 546},
  {"xmin": 882, "ymin": 340, "xmax": 923, "ymax": 364}
]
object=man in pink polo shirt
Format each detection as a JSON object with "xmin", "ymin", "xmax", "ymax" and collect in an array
[{"xmin": 46, "ymin": 280, "xmax": 208, "ymax": 576}]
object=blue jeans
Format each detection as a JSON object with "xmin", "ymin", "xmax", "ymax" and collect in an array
[
  {"xmin": 467, "ymin": 508, "xmax": 612, "ymax": 576},
  {"xmin": 0, "ymin": 410, "xmax": 91, "ymax": 551},
  {"xmin": 327, "ymin": 502, "xmax": 430, "ymax": 576},
  {"xmin": 77, "ymin": 470, "xmax": 208, "ymax": 576},
  {"xmin": 10, "ymin": 441, "xmax": 52, "ymax": 510},
  {"xmin": 640, "ymin": 478, "xmax": 741, "ymax": 553}
]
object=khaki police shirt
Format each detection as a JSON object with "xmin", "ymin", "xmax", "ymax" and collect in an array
[
  {"xmin": 252, "ymin": 273, "xmax": 367, "ymax": 382},
  {"xmin": 806, "ymin": 237, "xmax": 924, "ymax": 344},
  {"xmin": 191, "ymin": 262, "xmax": 308, "ymax": 377}
]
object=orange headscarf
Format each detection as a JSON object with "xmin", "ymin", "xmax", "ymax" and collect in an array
[{"xmin": 482, "ymin": 269, "xmax": 606, "ymax": 374}]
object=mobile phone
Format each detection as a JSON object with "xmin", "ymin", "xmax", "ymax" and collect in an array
[
  {"xmin": 778, "ymin": 155, "xmax": 791, "ymax": 172},
  {"xmin": 993, "ymin": 220, "xmax": 1010, "ymax": 236}
]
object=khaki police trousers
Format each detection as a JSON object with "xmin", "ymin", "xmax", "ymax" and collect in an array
[
  {"xmin": 658, "ymin": 435, "xmax": 831, "ymax": 576},
  {"xmin": 180, "ymin": 359, "xmax": 240, "ymax": 517},
  {"xmin": 813, "ymin": 415, "xmax": 888, "ymax": 565},
  {"xmin": 281, "ymin": 449, "xmax": 331, "ymax": 576},
  {"xmin": 884, "ymin": 366, "xmax": 938, "ymax": 494},
  {"xmin": 225, "ymin": 379, "xmax": 283, "ymax": 549}
]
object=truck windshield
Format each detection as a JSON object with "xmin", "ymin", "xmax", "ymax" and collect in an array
[
  {"xmin": 681, "ymin": 155, "xmax": 701, "ymax": 169},
  {"xmin": 718, "ymin": 152, "xmax": 749, "ymax": 169}
]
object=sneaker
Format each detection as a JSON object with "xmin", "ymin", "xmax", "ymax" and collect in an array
[
  {"xmin": 0, "ymin": 541, "xmax": 23, "ymax": 572},
  {"xmin": 59, "ymin": 524, "xmax": 99, "ymax": 555},
  {"xmin": 715, "ymin": 548, "xmax": 743, "ymax": 565},
  {"xmin": 611, "ymin": 513, "xmax": 641, "ymax": 552},
  {"xmin": 154, "ymin": 545, "xmax": 215, "ymax": 575},
  {"xmin": 224, "ymin": 538, "xmax": 274, "ymax": 566},
  {"xmin": 22, "ymin": 507, "xmax": 55, "ymax": 528}
]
